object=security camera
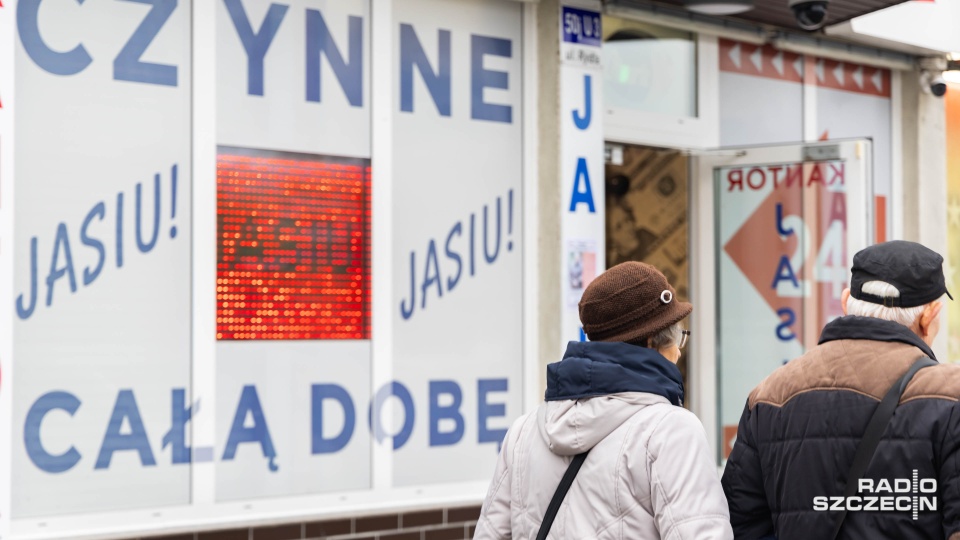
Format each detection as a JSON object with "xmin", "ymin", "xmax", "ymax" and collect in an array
[
  {"xmin": 930, "ymin": 75, "xmax": 948, "ymax": 97},
  {"xmin": 921, "ymin": 71, "xmax": 948, "ymax": 97},
  {"xmin": 788, "ymin": 0, "xmax": 829, "ymax": 31}
]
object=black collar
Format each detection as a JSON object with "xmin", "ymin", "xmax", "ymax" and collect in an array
[{"xmin": 818, "ymin": 316, "xmax": 937, "ymax": 361}]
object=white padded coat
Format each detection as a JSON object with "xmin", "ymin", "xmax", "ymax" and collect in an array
[{"xmin": 473, "ymin": 393, "xmax": 734, "ymax": 540}]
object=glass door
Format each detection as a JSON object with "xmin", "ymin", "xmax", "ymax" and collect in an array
[{"xmin": 689, "ymin": 140, "xmax": 873, "ymax": 464}]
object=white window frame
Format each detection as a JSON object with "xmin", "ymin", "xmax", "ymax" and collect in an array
[{"xmin": 603, "ymin": 32, "xmax": 720, "ymax": 150}]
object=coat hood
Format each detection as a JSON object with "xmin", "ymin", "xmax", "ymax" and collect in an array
[
  {"xmin": 539, "ymin": 341, "xmax": 685, "ymax": 455},
  {"xmin": 546, "ymin": 341, "xmax": 684, "ymax": 404}
]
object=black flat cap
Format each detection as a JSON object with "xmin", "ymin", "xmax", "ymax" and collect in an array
[{"xmin": 850, "ymin": 240, "xmax": 953, "ymax": 308}]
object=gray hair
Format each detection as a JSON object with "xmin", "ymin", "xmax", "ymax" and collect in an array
[
  {"xmin": 647, "ymin": 322, "xmax": 683, "ymax": 350},
  {"xmin": 846, "ymin": 281, "xmax": 926, "ymax": 327}
]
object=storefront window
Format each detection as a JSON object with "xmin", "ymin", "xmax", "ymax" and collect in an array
[{"xmin": 602, "ymin": 18, "xmax": 698, "ymax": 118}]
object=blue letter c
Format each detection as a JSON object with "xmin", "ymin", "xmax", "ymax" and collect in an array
[
  {"xmin": 18, "ymin": 0, "xmax": 93, "ymax": 76},
  {"xmin": 24, "ymin": 391, "xmax": 82, "ymax": 473}
]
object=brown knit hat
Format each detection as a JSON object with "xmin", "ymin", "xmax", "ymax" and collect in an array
[{"xmin": 578, "ymin": 261, "xmax": 692, "ymax": 344}]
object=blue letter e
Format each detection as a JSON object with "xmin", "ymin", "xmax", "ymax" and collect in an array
[{"xmin": 478, "ymin": 379, "xmax": 508, "ymax": 448}]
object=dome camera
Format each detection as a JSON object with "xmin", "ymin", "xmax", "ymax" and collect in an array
[
  {"xmin": 930, "ymin": 76, "xmax": 948, "ymax": 97},
  {"xmin": 788, "ymin": 0, "xmax": 829, "ymax": 31},
  {"xmin": 922, "ymin": 72, "xmax": 948, "ymax": 97}
]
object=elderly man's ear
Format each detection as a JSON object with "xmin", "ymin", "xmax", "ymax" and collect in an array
[
  {"xmin": 918, "ymin": 301, "xmax": 943, "ymax": 343},
  {"xmin": 841, "ymin": 288, "xmax": 851, "ymax": 315}
]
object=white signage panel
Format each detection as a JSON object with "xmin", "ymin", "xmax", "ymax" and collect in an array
[
  {"xmin": 5, "ymin": 0, "xmax": 530, "ymax": 535},
  {"xmin": 215, "ymin": 0, "xmax": 373, "ymax": 500},
  {"xmin": 391, "ymin": 0, "xmax": 524, "ymax": 486},
  {"xmin": 12, "ymin": 0, "xmax": 193, "ymax": 517},
  {"xmin": 560, "ymin": 1, "xmax": 605, "ymax": 348},
  {"xmin": 215, "ymin": 342, "xmax": 371, "ymax": 499},
  {"xmin": 217, "ymin": 0, "xmax": 371, "ymax": 157}
]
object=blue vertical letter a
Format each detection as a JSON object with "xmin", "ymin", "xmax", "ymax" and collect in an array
[{"xmin": 569, "ymin": 158, "xmax": 596, "ymax": 213}]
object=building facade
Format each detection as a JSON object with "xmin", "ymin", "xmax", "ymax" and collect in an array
[{"xmin": 0, "ymin": 0, "xmax": 953, "ymax": 539}]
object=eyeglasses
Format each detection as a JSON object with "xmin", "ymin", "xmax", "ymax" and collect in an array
[{"xmin": 679, "ymin": 329, "xmax": 691, "ymax": 349}]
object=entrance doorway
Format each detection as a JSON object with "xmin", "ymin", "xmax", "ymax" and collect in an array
[
  {"xmin": 604, "ymin": 144, "xmax": 692, "ymax": 386},
  {"xmin": 604, "ymin": 139, "xmax": 875, "ymax": 463},
  {"xmin": 691, "ymin": 139, "xmax": 873, "ymax": 463}
]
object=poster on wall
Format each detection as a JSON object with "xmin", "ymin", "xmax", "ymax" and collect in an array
[
  {"xmin": 567, "ymin": 239, "xmax": 597, "ymax": 308},
  {"xmin": 12, "ymin": 0, "xmax": 193, "ymax": 517},
  {"xmin": 717, "ymin": 158, "xmax": 855, "ymax": 459},
  {"xmin": 215, "ymin": 0, "xmax": 373, "ymax": 500},
  {"xmin": 560, "ymin": 1, "xmax": 605, "ymax": 348},
  {"xmin": 391, "ymin": 0, "xmax": 523, "ymax": 486}
]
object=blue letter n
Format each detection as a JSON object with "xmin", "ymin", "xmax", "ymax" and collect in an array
[
  {"xmin": 306, "ymin": 10, "xmax": 363, "ymax": 106},
  {"xmin": 399, "ymin": 24, "xmax": 451, "ymax": 116}
]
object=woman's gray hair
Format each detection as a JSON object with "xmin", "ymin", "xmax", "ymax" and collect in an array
[
  {"xmin": 846, "ymin": 280, "xmax": 926, "ymax": 327},
  {"xmin": 647, "ymin": 322, "xmax": 683, "ymax": 350}
]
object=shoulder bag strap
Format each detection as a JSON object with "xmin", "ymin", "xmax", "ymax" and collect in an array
[
  {"xmin": 535, "ymin": 451, "xmax": 589, "ymax": 540},
  {"xmin": 830, "ymin": 356, "xmax": 938, "ymax": 539}
]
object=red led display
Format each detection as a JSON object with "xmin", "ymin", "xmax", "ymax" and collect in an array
[{"xmin": 216, "ymin": 148, "xmax": 371, "ymax": 340}]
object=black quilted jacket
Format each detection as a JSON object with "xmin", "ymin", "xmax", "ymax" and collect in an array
[{"xmin": 722, "ymin": 316, "xmax": 960, "ymax": 540}]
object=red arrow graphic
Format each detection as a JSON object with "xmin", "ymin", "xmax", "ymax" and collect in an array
[{"xmin": 722, "ymin": 162, "xmax": 848, "ymax": 348}]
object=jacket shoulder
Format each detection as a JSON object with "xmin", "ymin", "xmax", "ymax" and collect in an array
[
  {"xmin": 500, "ymin": 411, "xmax": 536, "ymax": 463},
  {"xmin": 902, "ymin": 363, "xmax": 960, "ymax": 403},
  {"xmin": 643, "ymin": 406, "xmax": 708, "ymax": 455},
  {"xmin": 747, "ymin": 340, "xmax": 941, "ymax": 409}
]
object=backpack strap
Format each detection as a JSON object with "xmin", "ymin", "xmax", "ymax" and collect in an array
[
  {"xmin": 535, "ymin": 451, "xmax": 590, "ymax": 540},
  {"xmin": 830, "ymin": 356, "xmax": 938, "ymax": 539}
]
